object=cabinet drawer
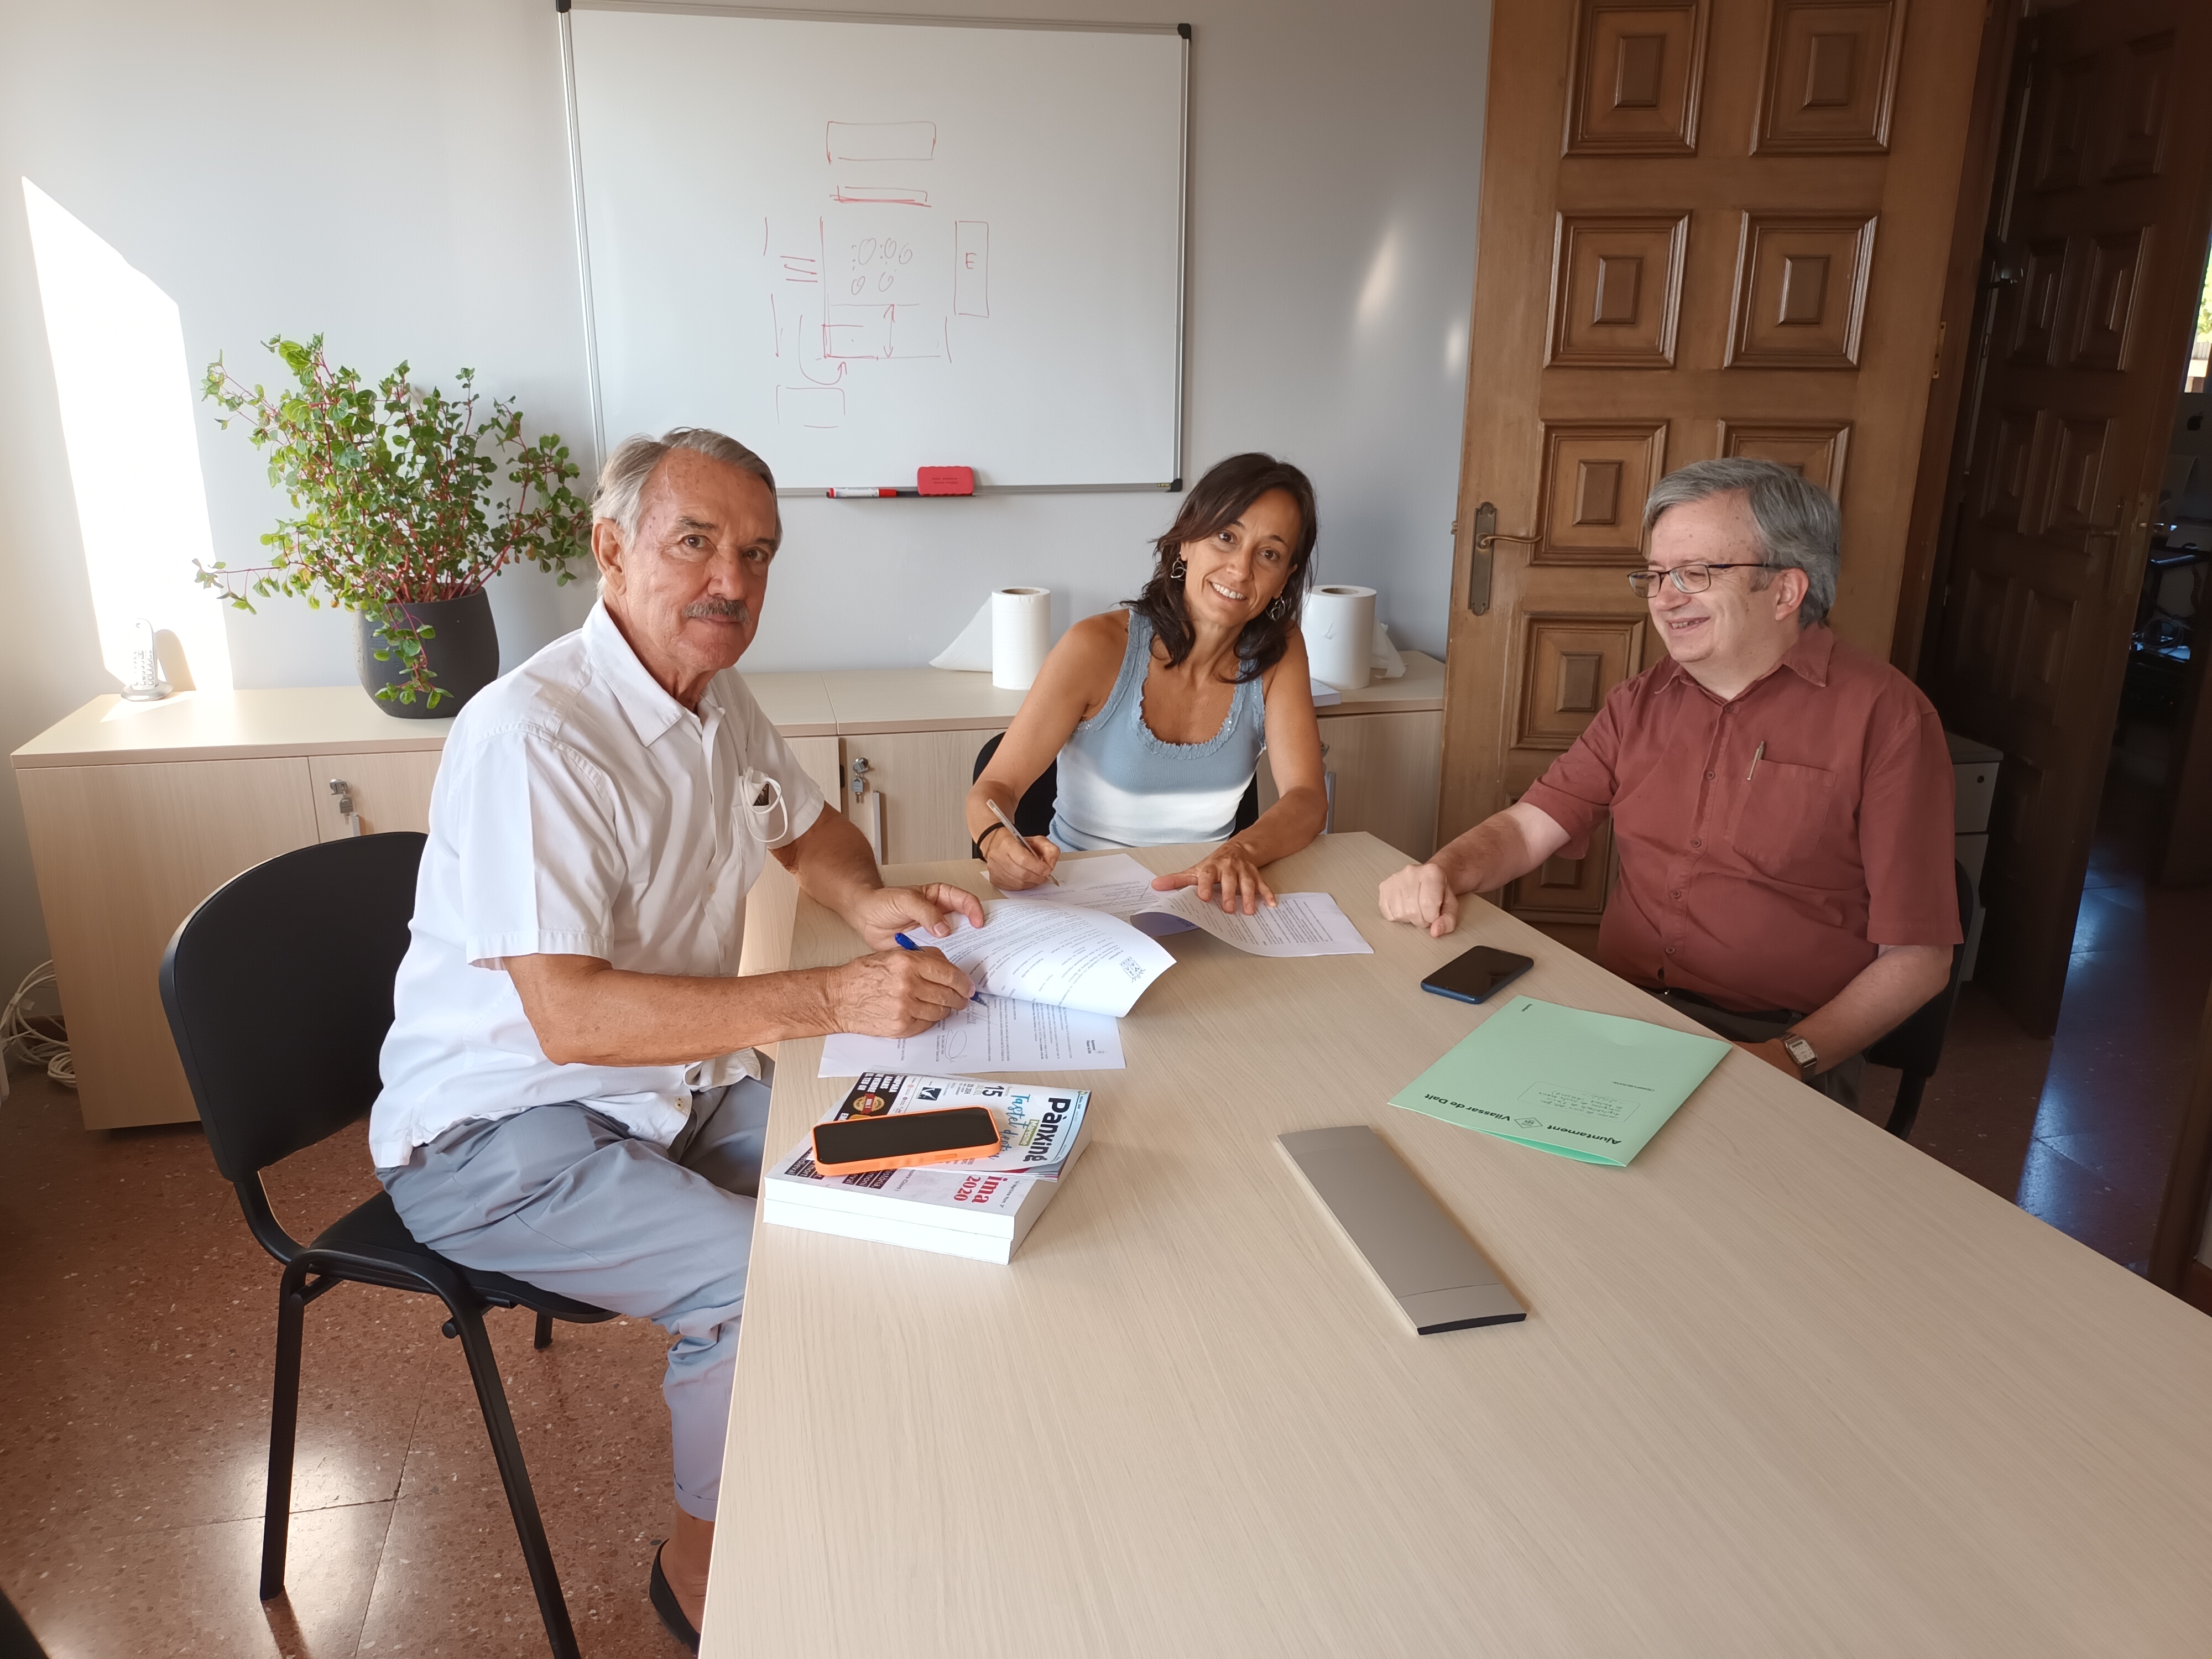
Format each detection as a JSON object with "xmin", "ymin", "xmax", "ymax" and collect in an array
[
  {"xmin": 1259, "ymin": 709, "xmax": 1443, "ymax": 862},
  {"xmin": 785, "ymin": 735, "xmax": 843, "ymax": 821},
  {"xmin": 841, "ymin": 727, "xmax": 1005, "ymax": 866},
  {"xmin": 311, "ymin": 749, "xmax": 444, "ymax": 839}
]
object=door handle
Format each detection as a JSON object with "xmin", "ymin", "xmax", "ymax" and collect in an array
[
  {"xmin": 1468, "ymin": 502, "xmax": 1539, "ymax": 615},
  {"xmin": 2107, "ymin": 489, "xmax": 2153, "ymax": 604}
]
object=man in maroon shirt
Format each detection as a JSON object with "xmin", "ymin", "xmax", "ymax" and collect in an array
[{"xmin": 1379, "ymin": 458, "xmax": 1960, "ymax": 1106}]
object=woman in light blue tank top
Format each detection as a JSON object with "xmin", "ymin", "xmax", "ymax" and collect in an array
[{"xmin": 964, "ymin": 454, "xmax": 1331, "ymax": 915}]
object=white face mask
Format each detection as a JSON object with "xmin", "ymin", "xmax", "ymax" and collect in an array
[{"xmin": 740, "ymin": 770, "xmax": 789, "ymax": 846}]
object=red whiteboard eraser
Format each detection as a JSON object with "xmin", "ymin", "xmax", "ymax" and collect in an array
[{"xmin": 916, "ymin": 466, "xmax": 975, "ymax": 496}]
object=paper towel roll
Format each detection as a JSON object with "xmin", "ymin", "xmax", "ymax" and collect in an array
[
  {"xmin": 992, "ymin": 588, "xmax": 1052, "ymax": 690},
  {"xmin": 1305, "ymin": 585, "xmax": 1376, "ymax": 691},
  {"xmin": 930, "ymin": 599, "xmax": 994, "ymax": 671},
  {"xmin": 1371, "ymin": 620, "xmax": 1406, "ymax": 680}
]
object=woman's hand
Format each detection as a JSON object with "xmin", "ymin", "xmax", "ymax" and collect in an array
[
  {"xmin": 1153, "ymin": 842, "xmax": 1275, "ymax": 915},
  {"xmin": 981, "ymin": 827, "xmax": 1061, "ymax": 892},
  {"xmin": 845, "ymin": 882, "xmax": 986, "ymax": 953}
]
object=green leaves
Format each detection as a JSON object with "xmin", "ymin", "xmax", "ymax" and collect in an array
[{"xmin": 196, "ymin": 336, "xmax": 592, "ymax": 705}]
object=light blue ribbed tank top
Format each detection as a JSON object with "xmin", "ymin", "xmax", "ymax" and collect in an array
[{"xmin": 1048, "ymin": 611, "xmax": 1267, "ymax": 853}]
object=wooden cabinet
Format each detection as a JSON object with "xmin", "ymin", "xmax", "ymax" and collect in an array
[
  {"xmin": 782, "ymin": 735, "xmax": 844, "ymax": 823},
  {"xmin": 14, "ymin": 656, "xmax": 1443, "ymax": 1129},
  {"xmin": 1259, "ymin": 707, "xmax": 1445, "ymax": 863},
  {"xmin": 13, "ymin": 690, "xmax": 452, "ymax": 1130},
  {"xmin": 17, "ymin": 758, "xmax": 322, "ymax": 1128},
  {"xmin": 1326, "ymin": 709, "xmax": 1444, "ymax": 860},
  {"xmin": 839, "ymin": 727, "xmax": 1002, "ymax": 865},
  {"xmin": 309, "ymin": 749, "xmax": 443, "ymax": 841}
]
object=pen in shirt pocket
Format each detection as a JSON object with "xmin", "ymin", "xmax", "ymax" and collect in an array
[
  {"xmin": 1746, "ymin": 740, "xmax": 1766, "ymax": 783},
  {"xmin": 892, "ymin": 930, "xmax": 985, "ymax": 1002}
]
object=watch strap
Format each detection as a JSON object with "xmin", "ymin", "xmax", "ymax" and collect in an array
[{"xmin": 1780, "ymin": 1030, "xmax": 1818, "ymax": 1081}]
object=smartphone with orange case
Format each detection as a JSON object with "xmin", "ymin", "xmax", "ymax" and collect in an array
[{"xmin": 810, "ymin": 1106, "xmax": 1001, "ymax": 1175}]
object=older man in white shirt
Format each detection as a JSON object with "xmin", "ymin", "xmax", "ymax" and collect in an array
[{"xmin": 369, "ymin": 427, "xmax": 979, "ymax": 1649}]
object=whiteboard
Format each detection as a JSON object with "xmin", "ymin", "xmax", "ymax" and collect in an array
[{"xmin": 564, "ymin": 5, "xmax": 1187, "ymax": 491}]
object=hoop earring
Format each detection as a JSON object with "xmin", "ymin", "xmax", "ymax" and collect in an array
[
  {"xmin": 1168, "ymin": 556, "xmax": 1187, "ymax": 579},
  {"xmin": 1267, "ymin": 594, "xmax": 1290, "ymax": 621}
]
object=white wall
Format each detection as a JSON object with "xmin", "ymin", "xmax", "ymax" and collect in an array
[{"xmin": 0, "ymin": 0, "xmax": 1489, "ymax": 994}]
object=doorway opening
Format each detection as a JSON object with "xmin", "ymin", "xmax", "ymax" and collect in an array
[
  {"xmin": 1905, "ymin": 18, "xmax": 2212, "ymax": 1273},
  {"xmin": 2112, "ymin": 239, "xmax": 2212, "ymax": 869}
]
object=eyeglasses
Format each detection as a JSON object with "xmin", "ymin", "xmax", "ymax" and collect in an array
[{"xmin": 1626, "ymin": 562, "xmax": 1775, "ymax": 597}]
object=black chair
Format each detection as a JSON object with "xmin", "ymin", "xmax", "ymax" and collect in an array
[
  {"xmin": 1867, "ymin": 860, "xmax": 1978, "ymax": 1141},
  {"xmin": 159, "ymin": 833, "xmax": 613, "ymax": 1659},
  {"xmin": 1, "ymin": 1589, "xmax": 51, "ymax": 1659},
  {"xmin": 969, "ymin": 731, "xmax": 1260, "ymax": 854}
]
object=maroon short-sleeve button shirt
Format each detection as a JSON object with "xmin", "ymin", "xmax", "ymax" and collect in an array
[{"xmin": 1517, "ymin": 627, "xmax": 1961, "ymax": 1016}]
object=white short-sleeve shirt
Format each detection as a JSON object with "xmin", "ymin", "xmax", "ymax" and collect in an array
[{"xmin": 368, "ymin": 601, "xmax": 826, "ymax": 1168}]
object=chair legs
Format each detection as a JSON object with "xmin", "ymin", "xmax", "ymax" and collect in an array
[
  {"xmin": 260, "ymin": 1269, "xmax": 579, "ymax": 1658},
  {"xmin": 1887, "ymin": 1072, "xmax": 1927, "ymax": 1141},
  {"xmin": 534, "ymin": 1309, "xmax": 554, "ymax": 1350},
  {"xmin": 446, "ymin": 1301, "xmax": 583, "ymax": 1659},
  {"xmin": 259, "ymin": 1269, "xmax": 310, "ymax": 1601}
]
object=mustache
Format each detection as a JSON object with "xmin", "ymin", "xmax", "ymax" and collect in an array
[{"xmin": 681, "ymin": 596, "xmax": 752, "ymax": 623}]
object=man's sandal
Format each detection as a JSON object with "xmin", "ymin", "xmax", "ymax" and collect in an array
[{"xmin": 650, "ymin": 1542, "xmax": 701, "ymax": 1653}]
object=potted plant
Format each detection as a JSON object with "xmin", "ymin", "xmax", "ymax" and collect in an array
[{"xmin": 198, "ymin": 336, "xmax": 592, "ymax": 716}]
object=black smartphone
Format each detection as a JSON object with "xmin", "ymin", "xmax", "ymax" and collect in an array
[
  {"xmin": 1420, "ymin": 945, "xmax": 1535, "ymax": 1005},
  {"xmin": 810, "ymin": 1106, "xmax": 1001, "ymax": 1174}
]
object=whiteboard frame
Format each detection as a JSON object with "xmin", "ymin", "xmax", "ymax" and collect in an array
[{"xmin": 556, "ymin": 0, "xmax": 1191, "ymax": 495}]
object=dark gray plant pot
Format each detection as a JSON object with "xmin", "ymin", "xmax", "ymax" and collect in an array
[{"xmin": 356, "ymin": 591, "xmax": 500, "ymax": 719}]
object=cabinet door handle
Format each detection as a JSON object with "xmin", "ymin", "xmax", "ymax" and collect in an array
[{"xmin": 853, "ymin": 789, "xmax": 884, "ymax": 863}]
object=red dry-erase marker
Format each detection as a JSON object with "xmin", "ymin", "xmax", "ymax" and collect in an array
[{"xmin": 826, "ymin": 487, "xmax": 898, "ymax": 498}]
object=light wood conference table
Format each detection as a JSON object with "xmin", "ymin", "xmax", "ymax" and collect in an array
[{"xmin": 706, "ymin": 834, "xmax": 2212, "ymax": 1658}]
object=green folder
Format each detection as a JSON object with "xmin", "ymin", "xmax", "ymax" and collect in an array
[{"xmin": 1389, "ymin": 996, "xmax": 1731, "ymax": 1166}]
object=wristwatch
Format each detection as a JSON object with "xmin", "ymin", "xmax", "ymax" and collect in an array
[{"xmin": 1779, "ymin": 1030, "xmax": 1818, "ymax": 1082}]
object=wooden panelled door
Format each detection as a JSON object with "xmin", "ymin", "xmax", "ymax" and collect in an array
[
  {"xmin": 1926, "ymin": 0, "xmax": 2212, "ymax": 1036},
  {"xmin": 1440, "ymin": 0, "xmax": 1987, "ymax": 948}
]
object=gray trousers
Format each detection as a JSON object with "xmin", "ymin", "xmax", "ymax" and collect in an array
[
  {"xmin": 1650, "ymin": 989, "xmax": 1863, "ymax": 1113},
  {"xmin": 377, "ymin": 1074, "xmax": 773, "ymax": 1520}
]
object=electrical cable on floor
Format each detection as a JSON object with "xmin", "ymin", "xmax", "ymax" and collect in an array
[{"xmin": 2, "ymin": 961, "xmax": 74, "ymax": 1089}]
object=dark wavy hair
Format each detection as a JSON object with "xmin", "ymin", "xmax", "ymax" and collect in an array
[{"xmin": 1124, "ymin": 453, "xmax": 1318, "ymax": 684}]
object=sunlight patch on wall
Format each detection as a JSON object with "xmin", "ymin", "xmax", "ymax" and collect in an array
[
  {"xmin": 22, "ymin": 178, "xmax": 233, "ymax": 691},
  {"xmin": 1354, "ymin": 223, "xmax": 1403, "ymax": 334}
]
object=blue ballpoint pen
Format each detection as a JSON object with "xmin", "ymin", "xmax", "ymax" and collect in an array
[{"xmin": 893, "ymin": 930, "xmax": 985, "ymax": 1002}]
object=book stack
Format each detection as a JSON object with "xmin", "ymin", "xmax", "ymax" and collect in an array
[{"xmin": 761, "ymin": 1073, "xmax": 1092, "ymax": 1263}]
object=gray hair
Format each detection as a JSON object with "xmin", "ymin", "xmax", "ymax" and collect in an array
[
  {"xmin": 1641, "ymin": 458, "xmax": 1840, "ymax": 627},
  {"xmin": 591, "ymin": 427, "xmax": 779, "ymax": 543}
]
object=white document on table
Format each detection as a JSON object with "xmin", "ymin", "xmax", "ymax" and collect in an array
[
  {"xmin": 1145, "ymin": 888, "xmax": 1375, "ymax": 957},
  {"xmin": 1005, "ymin": 854, "xmax": 1373, "ymax": 958},
  {"xmin": 818, "ymin": 996, "xmax": 1125, "ymax": 1077},
  {"xmin": 1013, "ymin": 852, "xmax": 1164, "ymax": 917},
  {"xmin": 928, "ymin": 899, "xmax": 1175, "ymax": 1016}
]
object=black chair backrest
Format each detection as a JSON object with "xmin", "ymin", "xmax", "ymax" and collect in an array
[
  {"xmin": 972, "ymin": 732, "xmax": 1262, "ymax": 842},
  {"xmin": 160, "ymin": 832, "xmax": 426, "ymax": 1183},
  {"xmin": 972, "ymin": 732, "xmax": 1061, "ymax": 840},
  {"xmin": 1864, "ymin": 860, "xmax": 1977, "ymax": 1077}
]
